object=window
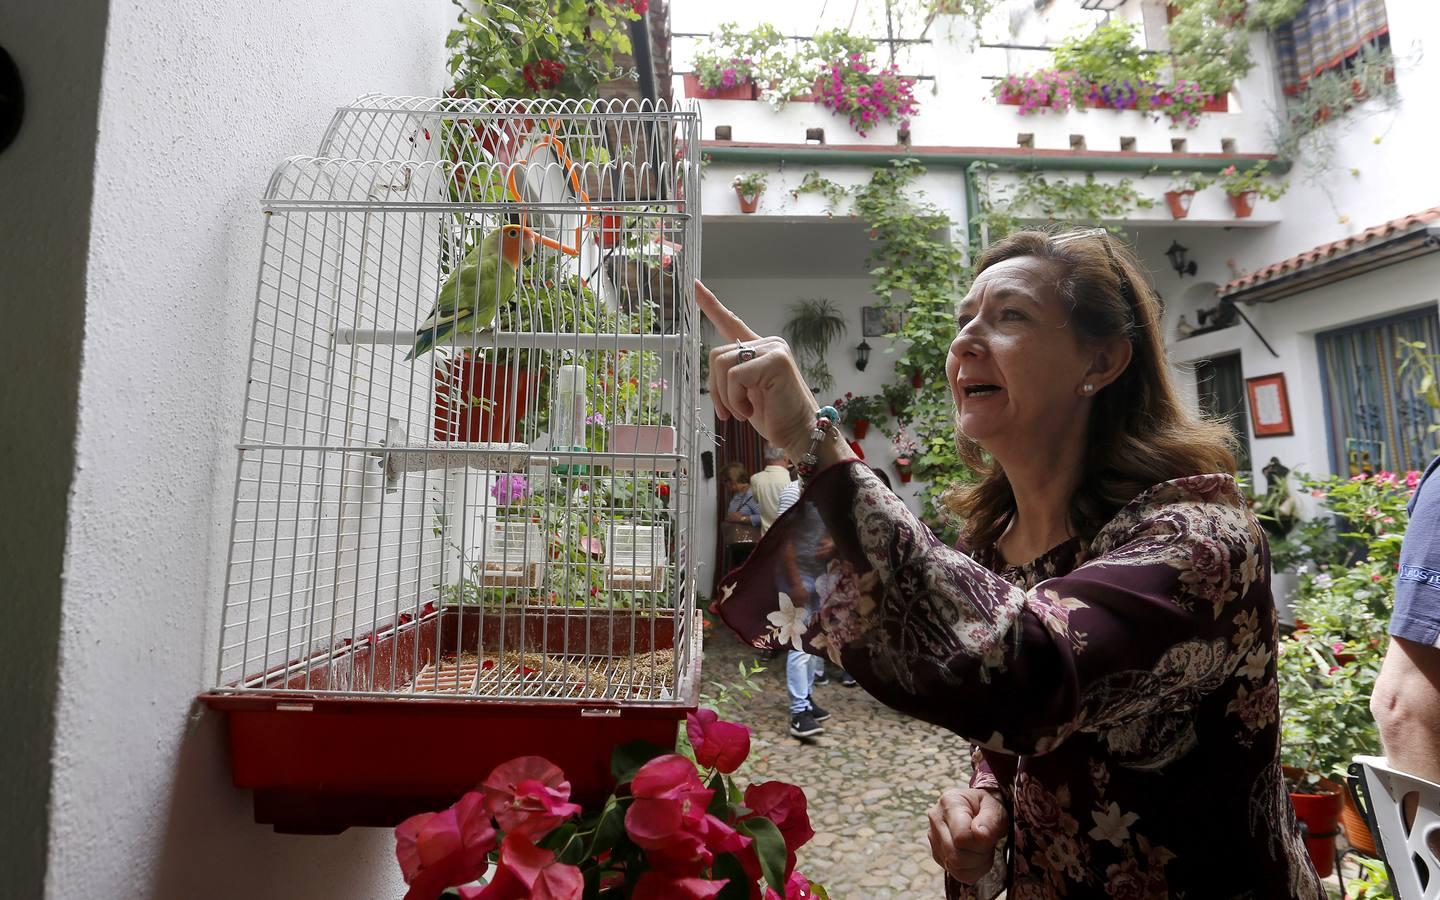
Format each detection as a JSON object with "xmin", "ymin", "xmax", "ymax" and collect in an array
[
  {"xmin": 1195, "ymin": 353, "xmax": 1252, "ymax": 474},
  {"xmin": 1317, "ymin": 308, "xmax": 1440, "ymax": 476},
  {"xmin": 1273, "ymin": 0, "xmax": 1389, "ymax": 93}
]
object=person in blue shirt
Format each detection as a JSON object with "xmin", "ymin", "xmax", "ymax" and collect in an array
[
  {"xmin": 720, "ymin": 462, "xmax": 761, "ymax": 528},
  {"xmin": 1372, "ymin": 457, "xmax": 1440, "ymax": 785}
]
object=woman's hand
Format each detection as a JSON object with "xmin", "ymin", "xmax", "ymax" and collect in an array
[
  {"xmin": 927, "ymin": 787, "xmax": 1008, "ymax": 885},
  {"xmin": 697, "ymin": 280, "xmax": 820, "ymax": 460}
]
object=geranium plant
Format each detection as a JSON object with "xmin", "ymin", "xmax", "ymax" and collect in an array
[
  {"xmin": 1217, "ymin": 161, "xmax": 1287, "ymax": 201},
  {"xmin": 394, "ymin": 709, "xmax": 823, "ymax": 899},
  {"xmin": 890, "ymin": 423, "xmax": 919, "ymax": 466},
  {"xmin": 993, "ymin": 69, "xmax": 1080, "ymax": 115},
  {"xmin": 732, "ymin": 172, "xmax": 769, "ymax": 197},
  {"xmin": 818, "ymin": 54, "xmax": 918, "ymax": 137},
  {"xmin": 833, "ymin": 393, "xmax": 888, "ymax": 439},
  {"xmin": 692, "ymin": 22, "xmax": 785, "ymax": 94}
]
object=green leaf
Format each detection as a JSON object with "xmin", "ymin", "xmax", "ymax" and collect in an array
[
  {"xmin": 737, "ymin": 817, "xmax": 787, "ymax": 896},
  {"xmin": 706, "ymin": 770, "xmax": 731, "ymax": 818},
  {"xmin": 711, "ymin": 852, "xmax": 752, "ymax": 900},
  {"xmin": 611, "ymin": 739, "xmax": 667, "ymax": 783},
  {"xmin": 810, "ymin": 882, "xmax": 832, "ymax": 900},
  {"xmin": 588, "ymin": 796, "xmax": 627, "ymax": 856}
]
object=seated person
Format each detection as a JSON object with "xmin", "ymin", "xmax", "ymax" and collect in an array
[{"xmin": 720, "ymin": 461, "xmax": 761, "ymax": 527}]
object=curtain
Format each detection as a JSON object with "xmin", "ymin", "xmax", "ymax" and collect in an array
[
  {"xmin": 1275, "ymin": 0, "xmax": 1389, "ymax": 92},
  {"xmin": 1318, "ymin": 308, "xmax": 1440, "ymax": 476},
  {"xmin": 1196, "ymin": 354, "xmax": 1252, "ymax": 475},
  {"xmin": 711, "ymin": 415, "xmax": 766, "ymax": 594}
]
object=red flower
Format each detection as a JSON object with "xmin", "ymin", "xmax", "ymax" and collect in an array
[
  {"xmin": 686, "ymin": 708, "xmax": 752, "ymax": 774},
  {"xmin": 625, "ymin": 755, "xmax": 749, "ymax": 872},
  {"xmin": 765, "ymin": 871, "xmax": 816, "ymax": 900},
  {"xmin": 522, "ymin": 59, "xmax": 566, "ymax": 93},
  {"xmin": 482, "ymin": 756, "xmax": 583, "ymax": 840},
  {"xmin": 395, "ymin": 792, "xmax": 497, "ymax": 900},
  {"xmin": 461, "ymin": 833, "xmax": 583, "ymax": 900},
  {"xmin": 634, "ymin": 873, "xmax": 728, "ymax": 900},
  {"xmin": 658, "ymin": 483, "xmax": 672, "ymax": 500},
  {"xmin": 743, "ymin": 782, "xmax": 814, "ymax": 854}
]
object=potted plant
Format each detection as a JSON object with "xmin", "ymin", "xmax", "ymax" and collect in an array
[
  {"xmin": 781, "ymin": 298, "xmax": 848, "ymax": 392},
  {"xmin": 603, "ymin": 351, "xmax": 677, "ymax": 472},
  {"xmin": 687, "ymin": 22, "xmax": 782, "ymax": 100},
  {"xmin": 882, "ymin": 381, "xmax": 913, "ymax": 419},
  {"xmin": 1218, "ymin": 160, "xmax": 1287, "ymax": 217},
  {"xmin": 834, "ymin": 392, "xmax": 887, "ymax": 439},
  {"xmin": 891, "ymin": 423, "xmax": 919, "ymax": 484},
  {"xmin": 394, "ymin": 708, "xmax": 824, "ymax": 898},
  {"xmin": 1278, "ymin": 469, "xmax": 1416, "ymax": 869},
  {"xmin": 1165, "ymin": 171, "xmax": 1214, "ymax": 219},
  {"xmin": 817, "ymin": 53, "xmax": 918, "ymax": 137},
  {"xmin": 732, "ymin": 172, "xmax": 768, "ymax": 214}
]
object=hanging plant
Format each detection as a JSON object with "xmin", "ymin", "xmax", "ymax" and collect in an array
[
  {"xmin": 1165, "ymin": 0, "xmax": 1254, "ymax": 97},
  {"xmin": 790, "ymin": 170, "xmax": 853, "ymax": 215},
  {"xmin": 818, "ymin": 54, "xmax": 918, "ymax": 136},
  {"xmin": 1006, "ymin": 172, "xmax": 1156, "ymax": 221},
  {"xmin": 782, "ymin": 298, "xmax": 848, "ymax": 392}
]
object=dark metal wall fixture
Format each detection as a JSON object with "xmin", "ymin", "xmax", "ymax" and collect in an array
[{"xmin": 0, "ymin": 48, "xmax": 23, "ymax": 154}]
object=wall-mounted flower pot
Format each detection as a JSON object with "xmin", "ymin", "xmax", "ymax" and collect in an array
[
  {"xmin": 1284, "ymin": 766, "xmax": 1343, "ymax": 878},
  {"xmin": 433, "ymin": 355, "xmax": 534, "ymax": 443},
  {"xmin": 682, "ymin": 73, "xmax": 755, "ymax": 101},
  {"xmin": 895, "ymin": 461, "xmax": 913, "ymax": 484},
  {"xmin": 1164, "ymin": 189, "xmax": 1196, "ymax": 219},
  {"xmin": 847, "ymin": 439, "xmax": 865, "ymax": 460},
  {"xmin": 852, "ymin": 419, "xmax": 870, "ymax": 439},
  {"xmin": 735, "ymin": 187, "xmax": 762, "ymax": 214},
  {"xmin": 1227, "ymin": 191, "xmax": 1258, "ymax": 218},
  {"xmin": 611, "ymin": 424, "xmax": 678, "ymax": 472},
  {"xmin": 910, "ymin": 371, "xmax": 924, "ymax": 389}
]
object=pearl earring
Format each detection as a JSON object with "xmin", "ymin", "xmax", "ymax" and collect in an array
[{"xmin": 1082, "ymin": 383, "xmax": 1095, "ymax": 395}]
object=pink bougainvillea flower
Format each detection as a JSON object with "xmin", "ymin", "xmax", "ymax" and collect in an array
[
  {"xmin": 634, "ymin": 873, "xmax": 729, "ymax": 900},
  {"xmin": 1407, "ymin": 469, "xmax": 1423, "ymax": 489},
  {"xmin": 625, "ymin": 754, "xmax": 750, "ymax": 872},
  {"xmin": 687, "ymin": 708, "xmax": 752, "ymax": 773},
  {"xmin": 395, "ymin": 791, "xmax": 497, "ymax": 900},
  {"xmin": 743, "ymin": 782, "xmax": 814, "ymax": 854},
  {"xmin": 462, "ymin": 833, "xmax": 583, "ymax": 900},
  {"xmin": 765, "ymin": 870, "xmax": 816, "ymax": 900},
  {"xmin": 482, "ymin": 756, "xmax": 583, "ymax": 840}
]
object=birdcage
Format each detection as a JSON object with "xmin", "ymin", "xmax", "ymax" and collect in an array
[{"xmin": 201, "ymin": 95, "xmax": 703, "ymax": 833}]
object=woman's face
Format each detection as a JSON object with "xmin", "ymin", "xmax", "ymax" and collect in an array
[{"xmin": 945, "ymin": 255, "xmax": 1097, "ymax": 451}]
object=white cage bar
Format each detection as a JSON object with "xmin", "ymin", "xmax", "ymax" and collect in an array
[{"xmin": 214, "ymin": 96, "xmax": 703, "ymax": 706}]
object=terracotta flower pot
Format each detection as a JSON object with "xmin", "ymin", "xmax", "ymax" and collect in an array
[
  {"xmin": 911, "ymin": 371, "xmax": 924, "ymax": 389},
  {"xmin": 852, "ymin": 419, "xmax": 870, "ymax": 439},
  {"xmin": 735, "ymin": 186, "xmax": 761, "ymax": 214},
  {"xmin": 1341, "ymin": 787, "xmax": 1378, "ymax": 855},
  {"xmin": 896, "ymin": 464, "xmax": 913, "ymax": 484},
  {"xmin": 847, "ymin": 439, "xmax": 865, "ymax": 460},
  {"xmin": 1165, "ymin": 189, "xmax": 1196, "ymax": 219},
  {"xmin": 1228, "ymin": 190, "xmax": 1258, "ymax": 218},
  {"xmin": 1284, "ymin": 766, "xmax": 1343, "ymax": 878},
  {"xmin": 682, "ymin": 73, "xmax": 755, "ymax": 101},
  {"xmin": 433, "ymin": 355, "xmax": 535, "ymax": 443}
]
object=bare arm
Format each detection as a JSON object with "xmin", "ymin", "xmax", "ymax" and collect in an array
[{"xmin": 1371, "ymin": 635, "xmax": 1440, "ymax": 784}]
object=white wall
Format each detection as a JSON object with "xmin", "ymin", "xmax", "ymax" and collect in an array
[{"xmin": 45, "ymin": 2, "xmax": 453, "ymax": 897}]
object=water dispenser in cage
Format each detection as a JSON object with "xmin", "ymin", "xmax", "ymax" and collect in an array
[{"xmin": 200, "ymin": 95, "xmax": 703, "ymax": 833}]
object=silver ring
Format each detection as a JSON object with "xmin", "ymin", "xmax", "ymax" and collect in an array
[{"xmin": 736, "ymin": 340, "xmax": 757, "ymax": 362}]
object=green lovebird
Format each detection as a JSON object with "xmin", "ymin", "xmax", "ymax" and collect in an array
[{"xmin": 406, "ymin": 224, "xmax": 536, "ymax": 360}]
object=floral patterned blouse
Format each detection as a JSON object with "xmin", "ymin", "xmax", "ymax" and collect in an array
[{"xmin": 715, "ymin": 461, "xmax": 1324, "ymax": 900}]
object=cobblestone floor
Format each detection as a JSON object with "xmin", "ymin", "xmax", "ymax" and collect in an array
[
  {"xmin": 704, "ymin": 630, "xmax": 1362, "ymax": 899},
  {"xmin": 705, "ymin": 631, "xmax": 969, "ymax": 898}
]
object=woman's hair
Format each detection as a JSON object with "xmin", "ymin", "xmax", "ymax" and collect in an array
[
  {"xmin": 946, "ymin": 228, "xmax": 1236, "ymax": 547},
  {"xmin": 719, "ymin": 461, "xmax": 750, "ymax": 486}
]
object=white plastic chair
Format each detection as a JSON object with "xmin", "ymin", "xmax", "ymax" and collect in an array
[{"xmin": 1352, "ymin": 755, "xmax": 1440, "ymax": 900}]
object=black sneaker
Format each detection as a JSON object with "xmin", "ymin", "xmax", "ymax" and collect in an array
[
  {"xmin": 790, "ymin": 711, "xmax": 824, "ymax": 738},
  {"xmin": 813, "ymin": 671, "xmax": 831, "ymax": 686},
  {"xmin": 839, "ymin": 673, "xmax": 858, "ymax": 688},
  {"xmin": 807, "ymin": 697, "xmax": 831, "ymax": 721}
]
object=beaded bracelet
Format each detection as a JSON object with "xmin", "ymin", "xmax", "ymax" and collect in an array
[{"xmin": 796, "ymin": 405, "xmax": 841, "ymax": 483}]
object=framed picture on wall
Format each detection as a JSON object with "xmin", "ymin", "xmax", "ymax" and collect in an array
[
  {"xmin": 1245, "ymin": 372, "xmax": 1294, "ymax": 437},
  {"xmin": 861, "ymin": 305, "xmax": 907, "ymax": 336}
]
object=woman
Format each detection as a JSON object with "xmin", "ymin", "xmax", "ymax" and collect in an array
[
  {"xmin": 720, "ymin": 461, "xmax": 761, "ymax": 528},
  {"xmin": 700, "ymin": 229, "xmax": 1322, "ymax": 899}
]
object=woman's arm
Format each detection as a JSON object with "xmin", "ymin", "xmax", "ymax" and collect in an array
[{"xmin": 717, "ymin": 463, "xmax": 1266, "ymax": 757}]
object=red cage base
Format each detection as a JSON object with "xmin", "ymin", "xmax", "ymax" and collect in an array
[{"xmin": 201, "ymin": 607, "xmax": 697, "ymax": 834}]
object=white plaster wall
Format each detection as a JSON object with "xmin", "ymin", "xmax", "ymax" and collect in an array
[{"xmin": 48, "ymin": 2, "xmax": 453, "ymax": 897}]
